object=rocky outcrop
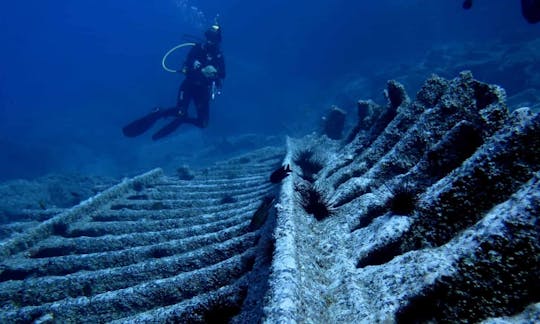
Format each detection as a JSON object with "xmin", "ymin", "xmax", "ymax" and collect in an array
[
  {"xmin": 266, "ymin": 71, "xmax": 539, "ymax": 322},
  {"xmin": 0, "ymin": 174, "xmax": 115, "ymax": 243},
  {"xmin": 322, "ymin": 106, "xmax": 347, "ymax": 140},
  {"xmin": 329, "ymin": 38, "xmax": 540, "ymax": 115},
  {"xmin": 0, "ymin": 147, "xmax": 283, "ymax": 323},
  {"xmin": 0, "ymin": 72, "xmax": 538, "ymax": 323}
]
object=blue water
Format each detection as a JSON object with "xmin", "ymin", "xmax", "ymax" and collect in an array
[{"xmin": 0, "ymin": 0, "xmax": 538, "ymax": 180}]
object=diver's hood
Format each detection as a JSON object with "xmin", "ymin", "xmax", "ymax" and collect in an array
[{"xmin": 205, "ymin": 25, "xmax": 222, "ymax": 43}]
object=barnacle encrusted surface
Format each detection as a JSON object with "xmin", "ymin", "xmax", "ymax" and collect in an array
[
  {"xmin": 265, "ymin": 72, "xmax": 539, "ymax": 323},
  {"xmin": 0, "ymin": 72, "xmax": 538, "ymax": 323},
  {"xmin": 0, "ymin": 147, "xmax": 284, "ymax": 323}
]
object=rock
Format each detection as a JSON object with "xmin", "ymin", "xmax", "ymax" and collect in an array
[
  {"xmin": 322, "ymin": 106, "xmax": 347, "ymax": 140},
  {"xmin": 266, "ymin": 71, "xmax": 540, "ymax": 322},
  {"xmin": 0, "ymin": 72, "xmax": 538, "ymax": 323}
]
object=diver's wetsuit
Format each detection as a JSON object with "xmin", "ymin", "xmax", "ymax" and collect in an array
[
  {"xmin": 122, "ymin": 41, "xmax": 225, "ymax": 140},
  {"xmin": 152, "ymin": 43, "xmax": 225, "ymax": 140},
  {"xmin": 178, "ymin": 42, "xmax": 225, "ymax": 127}
]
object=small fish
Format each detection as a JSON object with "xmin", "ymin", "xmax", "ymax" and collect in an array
[
  {"xmin": 463, "ymin": 0, "xmax": 473, "ymax": 10},
  {"xmin": 270, "ymin": 164, "xmax": 292, "ymax": 183},
  {"xmin": 248, "ymin": 195, "xmax": 275, "ymax": 231}
]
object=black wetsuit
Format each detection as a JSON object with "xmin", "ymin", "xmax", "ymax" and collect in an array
[
  {"xmin": 152, "ymin": 43, "xmax": 225, "ymax": 139},
  {"xmin": 122, "ymin": 42, "xmax": 225, "ymax": 140},
  {"xmin": 176, "ymin": 43, "xmax": 226, "ymax": 128}
]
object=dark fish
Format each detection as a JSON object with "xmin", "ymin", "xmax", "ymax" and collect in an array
[
  {"xmin": 248, "ymin": 195, "xmax": 275, "ymax": 231},
  {"xmin": 522, "ymin": 0, "xmax": 540, "ymax": 23},
  {"xmin": 270, "ymin": 164, "xmax": 292, "ymax": 183},
  {"xmin": 463, "ymin": 0, "xmax": 473, "ymax": 10}
]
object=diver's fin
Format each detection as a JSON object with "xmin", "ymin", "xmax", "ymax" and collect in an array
[
  {"xmin": 152, "ymin": 117, "xmax": 184, "ymax": 141},
  {"xmin": 122, "ymin": 109, "xmax": 163, "ymax": 137}
]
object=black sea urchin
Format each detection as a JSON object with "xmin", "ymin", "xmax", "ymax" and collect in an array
[
  {"xmin": 294, "ymin": 149, "xmax": 324, "ymax": 182},
  {"xmin": 300, "ymin": 185, "xmax": 333, "ymax": 221},
  {"xmin": 386, "ymin": 183, "xmax": 418, "ymax": 215}
]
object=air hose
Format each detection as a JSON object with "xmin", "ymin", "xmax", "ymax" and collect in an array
[{"xmin": 161, "ymin": 42, "xmax": 196, "ymax": 73}]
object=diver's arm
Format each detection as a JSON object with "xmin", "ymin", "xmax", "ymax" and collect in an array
[
  {"xmin": 200, "ymin": 53, "xmax": 225, "ymax": 85},
  {"xmin": 179, "ymin": 44, "xmax": 200, "ymax": 74}
]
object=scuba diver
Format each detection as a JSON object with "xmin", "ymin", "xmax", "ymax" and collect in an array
[
  {"xmin": 463, "ymin": 0, "xmax": 540, "ymax": 23},
  {"xmin": 123, "ymin": 24, "xmax": 226, "ymax": 140}
]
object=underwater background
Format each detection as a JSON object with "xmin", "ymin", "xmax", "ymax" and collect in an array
[
  {"xmin": 1, "ymin": 2, "xmax": 540, "ymax": 322},
  {"xmin": 0, "ymin": 0, "xmax": 538, "ymax": 181}
]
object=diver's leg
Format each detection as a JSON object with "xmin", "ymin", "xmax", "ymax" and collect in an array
[
  {"xmin": 151, "ymin": 82, "xmax": 195, "ymax": 140},
  {"xmin": 151, "ymin": 107, "xmax": 187, "ymax": 140},
  {"xmin": 176, "ymin": 81, "xmax": 192, "ymax": 117},
  {"xmin": 150, "ymin": 82, "xmax": 194, "ymax": 140},
  {"xmin": 152, "ymin": 117, "xmax": 184, "ymax": 141},
  {"xmin": 192, "ymin": 86, "xmax": 211, "ymax": 128},
  {"xmin": 122, "ymin": 108, "xmax": 167, "ymax": 137},
  {"xmin": 160, "ymin": 107, "xmax": 182, "ymax": 118}
]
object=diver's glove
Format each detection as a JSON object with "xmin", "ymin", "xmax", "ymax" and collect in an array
[{"xmin": 201, "ymin": 65, "xmax": 218, "ymax": 79}]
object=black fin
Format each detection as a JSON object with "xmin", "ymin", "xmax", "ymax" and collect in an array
[
  {"xmin": 152, "ymin": 118, "xmax": 184, "ymax": 141},
  {"xmin": 122, "ymin": 110, "xmax": 163, "ymax": 137}
]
